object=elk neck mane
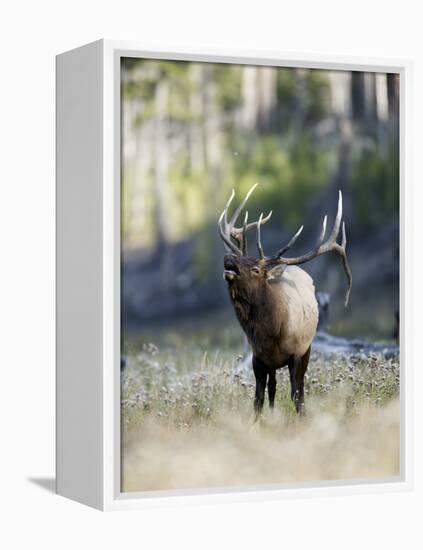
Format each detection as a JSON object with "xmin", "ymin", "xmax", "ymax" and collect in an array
[{"xmin": 229, "ymin": 275, "xmax": 287, "ymax": 341}]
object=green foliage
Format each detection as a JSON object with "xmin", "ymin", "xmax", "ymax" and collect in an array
[
  {"xmin": 276, "ymin": 68, "xmax": 296, "ymax": 107},
  {"xmin": 121, "ymin": 172, "xmax": 133, "ymax": 244},
  {"xmin": 305, "ymin": 70, "xmax": 331, "ymax": 122},
  {"xmin": 191, "ymin": 228, "xmax": 216, "ymax": 282},
  {"xmin": 229, "ymin": 135, "xmax": 331, "ymax": 227},
  {"xmin": 213, "ymin": 64, "xmax": 242, "ymax": 112},
  {"xmin": 351, "ymin": 140, "xmax": 399, "ymax": 228},
  {"xmin": 122, "ymin": 58, "xmax": 192, "ymax": 122},
  {"xmin": 121, "ymin": 58, "xmax": 399, "ymax": 273},
  {"xmin": 276, "ymin": 68, "xmax": 331, "ymax": 126}
]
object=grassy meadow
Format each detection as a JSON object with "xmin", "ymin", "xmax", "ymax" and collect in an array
[
  {"xmin": 121, "ymin": 315, "xmax": 400, "ymax": 493},
  {"xmin": 120, "ymin": 61, "xmax": 400, "ymax": 494}
]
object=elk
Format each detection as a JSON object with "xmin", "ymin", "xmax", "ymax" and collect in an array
[{"xmin": 218, "ymin": 183, "xmax": 352, "ymax": 417}]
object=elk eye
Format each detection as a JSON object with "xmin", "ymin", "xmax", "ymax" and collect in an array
[{"xmin": 251, "ymin": 267, "xmax": 260, "ymax": 275}]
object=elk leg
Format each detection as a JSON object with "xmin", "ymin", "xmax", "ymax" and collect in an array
[
  {"xmin": 253, "ymin": 357, "xmax": 268, "ymax": 420},
  {"xmin": 268, "ymin": 370, "xmax": 277, "ymax": 410},
  {"xmin": 288, "ymin": 347, "xmax": 310, "ymax": 415},
  {"xmin": 298, "ymin": 346, "xmax": 311, "ymax": 414},
  {"xmin": 288, "ymin": 356, "xmax": 300, "ymax": 411}
]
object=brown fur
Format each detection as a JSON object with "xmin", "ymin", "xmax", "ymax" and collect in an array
[
  {"xmin": 225, "ymin": 255, "xmax": 318, "ymax": 366},
  {"xmin": 224, "ymin": 253, "xmax": 318, "ymax": 415},
  {"xmin": 219, "ymin": 185, "xmax": 351, "ymax": 417}
]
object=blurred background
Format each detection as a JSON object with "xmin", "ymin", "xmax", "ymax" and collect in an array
[{"xmin": 121, "ymin": 58, "xmax": 399, "ymax": 341}]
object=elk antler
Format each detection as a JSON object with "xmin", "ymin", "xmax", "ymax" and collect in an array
[
  {"xmin": 265, "ymin": 190, "xmax": 352, "ymax": 306},
  {"xmin": 218, "ymin": 183, "xmax": 272, "ymax": 255}
]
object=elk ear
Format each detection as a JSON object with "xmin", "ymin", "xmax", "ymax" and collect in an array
[{"xmin": 266, "ymin": 264, "xmax": 287, "ymax": 282}]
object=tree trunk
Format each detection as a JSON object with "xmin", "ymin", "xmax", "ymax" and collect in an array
[
  {"xmin": 328, "ymin": 72, "xmax": 354, "ymax": 230},
  {"xmin": 375, "ymin": 73, "xmax": 389, "ymax": 154},
  {"xmin": 241, "ymin": 65, "xmax": 259, "ymax": 131},
  {"xmin": 387, "ymin": 73, "xmax": 400, "ymax": 139},
  {"xmin": 203, "ymin": 66, "xmax": 222, "ymax": 200},
  {"xmin": 153, "ymin": 78, "xmax": 170, "ymax": 249},
  {"xmin": 189, "ymin": 64, "xmax": 206, "ymax": 173},
  {"xmin": 257, "ymin": 66, "xmax": 277, "ymax": 131},
  {"xmin": 152, "ymin": 77, "xmax": 175, "ymax": 291},
  {"xmin": 293, "ymin": 68, "xmax": 308, "ymax": 134},
  {"xmin": 329, "ymin": 71, "xmax": 352, "ymax": 119},
  {"xmin": 363, "ymin": 72, "xmax": 377, "ymax": 131},
  {"xmin": 351, "ymin": 72, "xmax": 365, "ymax": 122}
]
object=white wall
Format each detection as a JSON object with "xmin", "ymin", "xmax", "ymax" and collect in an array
[{"xmin": 1, "ymin": 0, "xmax": 421, "ymax": 547}]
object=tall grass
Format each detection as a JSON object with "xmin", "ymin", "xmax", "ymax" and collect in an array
[{"xmin": 121, "ymin": 342, "xmax": 400, "ymax": 492}]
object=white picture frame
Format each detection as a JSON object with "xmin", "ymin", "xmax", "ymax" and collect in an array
[{"xmin": 56, "ymin": 39, "xmax": 412, "ymax": 511}]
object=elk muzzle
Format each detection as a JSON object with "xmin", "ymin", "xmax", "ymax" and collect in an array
[{"xmin": 223, "ymin": 254, "xmax": 240, "ymax": 282}]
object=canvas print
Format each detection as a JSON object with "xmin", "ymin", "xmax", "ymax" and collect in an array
[{"xmin": 120, "ymin": 58, "xmax": 400, "ymax": 492}]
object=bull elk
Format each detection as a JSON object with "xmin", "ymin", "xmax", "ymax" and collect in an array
[{"xmin": 218, "ymin": 183, "xmax": 352, "ymax": 417}]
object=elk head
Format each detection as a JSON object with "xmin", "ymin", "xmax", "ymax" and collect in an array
[{"xmin": 218, "ymin": 183, "xmax": 352, "ymax": 307}]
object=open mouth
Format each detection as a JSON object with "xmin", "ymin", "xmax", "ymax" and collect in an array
[{"xmin": 223, "ymin": 256, "xmax": 240, "ymax": 281}]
